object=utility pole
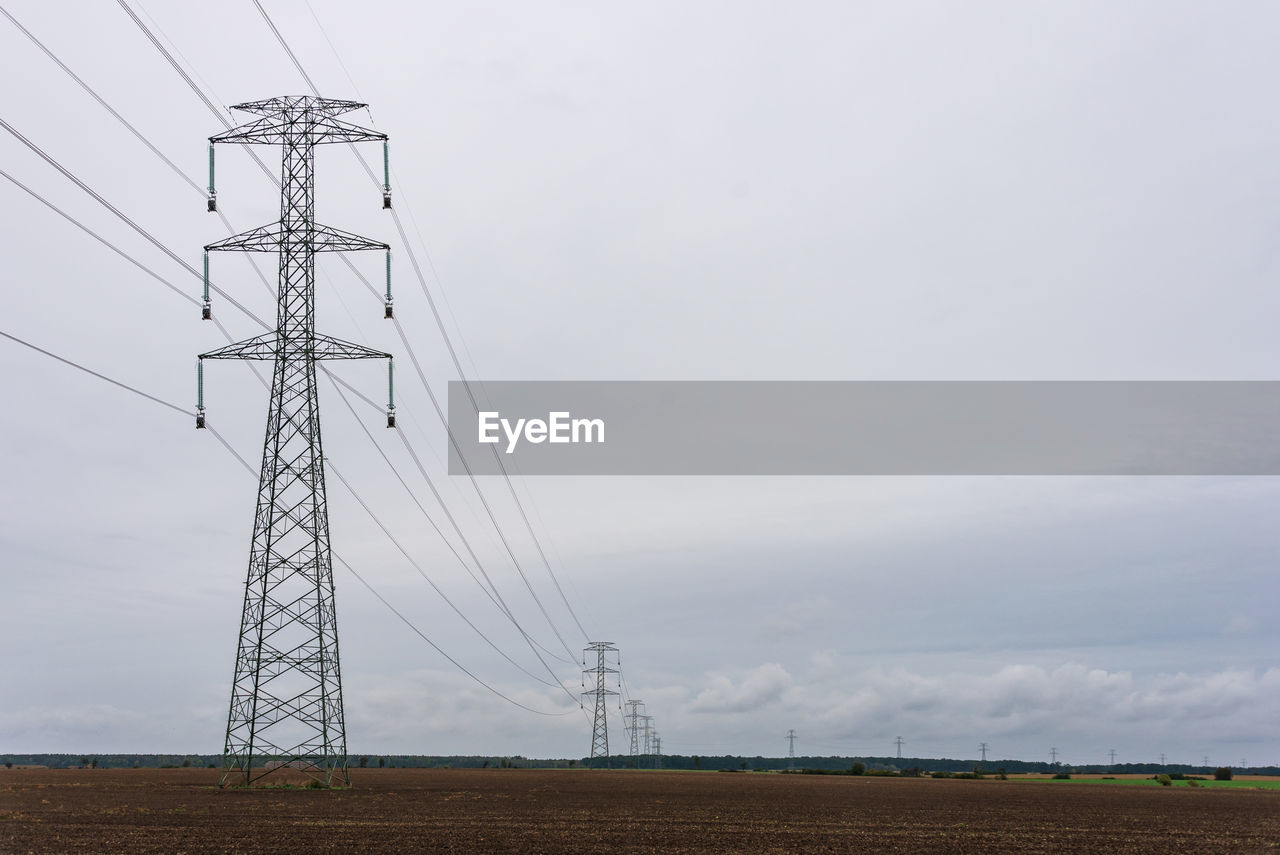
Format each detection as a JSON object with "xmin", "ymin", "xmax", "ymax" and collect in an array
[
  {"xmin": 625, "ymin": 700, "xmax": 644, "ymax": 760},
  {"xmin": 895, "ymin": 736, "xmax": 904, "ymax": 759},
  {"xmin": 199, "ymin": 96, "xmax": 392, "ymax": 788},
  {"xmin": 979, "ymin": 742, "xmax": 989, "ymax": 764},
  {"xmin": 581, "ymin": 642, "xmax": 619, "ymax": 765},
  {"xmin": 786, "ymin": 729, "xmax": 797, "ymax": 770}
]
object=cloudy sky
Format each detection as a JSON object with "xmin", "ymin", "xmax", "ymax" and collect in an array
[{"xmin": 1, "ymin": 0, "xmax": 1277, "ymax": 768}]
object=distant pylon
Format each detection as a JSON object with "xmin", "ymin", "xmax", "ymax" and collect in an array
[
  {"xmin": 199, "ymin": 95, "xmax": 392, "ymax": 788},
  {"xmin": 979, "ymin": 742, "xmax": 989, "ymax": 763},
  {"xmin": 641, "ymin": 714, "xmax": 654, "ymax": 759},
  {"xmin": 625, "ymin": 700, "xmax": 644, "ymax": 759},
  {"xmin": 581, "ymin": 642, "xmax": 619, "ymax": 765},
  {"xmin": 895, "ymin": 736, "xmax": 904, "ymax": 759},
  {"xmin": 653, "ymin": 733, "xmax": 662, "ymax": 769},
  {"xmin": 786, "ymin": 729, "xmax": 797, "ymax": 770}
]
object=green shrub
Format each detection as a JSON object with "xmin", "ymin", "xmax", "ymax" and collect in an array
[
  {"xmin": 849, "ymin": 762, "xmax": 865, "ymax": 776},
  {"xmin": 931, "ymin": 771, "xmax": 953, "ymax": 779},
  {"xmin": 1214, "ymin": 767, "xmax": 1233, "ymax": 781},
  {"xmin": 1052, "ymin": 772, "xmax": 1071, "ymax": 780},
  {"xmin": 1187, "ymin": 779, "xmax": 1201, "ymax": 788},
  {"xmin": 1156, "ymin": 774, "xmax": 1172, "ymax": 786}
]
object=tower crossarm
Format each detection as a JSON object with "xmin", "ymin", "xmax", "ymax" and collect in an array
[
  {"xmin": 213, "ymin": 114, "xmax": 385, "ymax": 146},
  {"xmin": 206, "ymin": 222, "xmax": 390, "ymax": 254},
  {"xmin": 212, "ymin": 100, "xmax": 385, "ymax": 147},
  {"xmin": 201, "ymin": 333, "xmax": 391, "ymax": 362},
  {"xmin": 231, "ymin": 96, "xmax": 368, "ymax": 118}
]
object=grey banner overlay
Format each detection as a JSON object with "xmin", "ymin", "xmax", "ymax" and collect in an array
[{"xmin": 446, "ymin": 381, "xmax": 1280, "ymax": 475}]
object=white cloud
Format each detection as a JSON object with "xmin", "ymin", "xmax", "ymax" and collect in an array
[{"xmin": 689, "ymin": 663, "xmax": 792, "ymax": 714}]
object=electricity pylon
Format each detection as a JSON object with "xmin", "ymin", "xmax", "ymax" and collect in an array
[
  {"xmin": 786, "ymin": 729, "xmax": 797, "ymax": 770},
  {"xmin": 581, "ymin": 642, "xmax": 619, "ymax": 765},
  {"xmin": 625, "ymin": 700, "xmax": 644, "ymax": 759},
  {"xmin": 198, "ymin": 96, "xmax": 392, "ymax": 788}
]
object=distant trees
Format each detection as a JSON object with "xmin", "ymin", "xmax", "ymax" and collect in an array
[
  {"xmin": 358, "ymin": 757, "xmax": 368, "ymax": 768},
  {"xmin": 849, "ymin": 762, "xmax": 866, "ymax": 776},
  {"xmin": 1214, "ymin": 767, "xmax": 1233, "ymax": 781}
]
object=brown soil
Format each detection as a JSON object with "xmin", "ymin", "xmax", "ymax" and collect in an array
[{"xmin": 1, "ymin": 767, "xmax": 1276, "ymax": 854}]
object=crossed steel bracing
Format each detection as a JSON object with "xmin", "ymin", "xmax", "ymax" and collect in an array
[
  {"xmin": 625, "ymin": 699, "xmax": 644, "ymax": 758},
  {"xmin": 582, "ymin": 642, "xmax": 619, "ymax": 765},
  {"xmin": 200, "ymin": 96, "xmax": 389, "ymax": 788}
]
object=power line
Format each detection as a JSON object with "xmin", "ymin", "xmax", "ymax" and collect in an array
[
  {"xmin": 324, "ymin": 454, "xmax": 576, "ymax": 698},
  {"xmin": 0, "ymin": 167, "xmax": 197, "ymax": 309},
  {"xmin": 116, "ymin": 0, "xmax": 278, "ymax": 187},
  {"xmin": 0, "ymin": 329, "xmax": 186, "ymax": 416},
  {"xmin": 254, "ymin": 0, "xmax": 592, "ymax": 644},
  {"xmin": 0, "ymin": 3, "xmax": 199, "ymax": 196},
  {"xmin": 0, "ymin": 3, "xmax": 275, "ymax": 299},
  {"xmin": 386, "ymin": 203, "xmax": 591, "ymax": 639},
  {"xmin": 0, "ymin": 114, "xmax": 268, "ymax": 332},
  {"xmin": 109, "ymin": 0, "xmax": 595, "ymax": 710},
  {"xmin": 388, "ymin": 315, "xmax": 579, "ymax": 664},
  {"xmin": 1, "ymin": 110, "xmax": 571, "ymax": 698},
  {"xmin": 251, "ymin": 0, "xmax": 322, "ymax": 95},
  {"xmin": 325, "ymin": 372, "xmax": 574, "ymax": 674},
  {"xmin": 0, "ymin": 326, "xmax": 573, "ymax": 718},
  {"xmin": 0, "ymin": 80, "xmax": 563, "ymax": 715}
]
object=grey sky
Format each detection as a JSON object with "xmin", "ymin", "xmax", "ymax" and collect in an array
[{"xmin": 0, "ymin": 0, "xmax": 1276, "ymax": 768}]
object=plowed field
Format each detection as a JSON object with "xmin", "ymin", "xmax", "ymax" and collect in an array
[{"xmin": 2, "ymin": 767, "xmax": 1276, "ymax": 854}]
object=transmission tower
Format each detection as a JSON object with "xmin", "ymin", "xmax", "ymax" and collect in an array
[
  {"xmin": 641, "ymin": 714, "xmax": 654, "ymax": 757},
  {"xmin": 786, "ymin": 729, "xmax": 797, "ymax": 770},
  {"xmin": 895, "ymin": 736, "xmax": 904, "ymax": 759},
  {"xmin": 198, "ymin": 96, "xmax": 392, "ymax": 788},
  {"xmin": 1050, "ymin": 747, "xmax": 1058, "ymax": 764},
  {"xmin": 581, "ymin": 642, "xmax": 619, "ymax": 765},
  {"xmin": 979, "ymin": 742, "xmax": 989, "ymax": 763},
  {"xmin": 625, "ymin": 700, "xmax": 644, "ymax": 759},
  {"xmin": 653, "ymin": 733, "xmax": 662, "ymax": 769},
  {"xmin": 1109, "ymin": 748, "xmax": 1117, "ymax": 766}
]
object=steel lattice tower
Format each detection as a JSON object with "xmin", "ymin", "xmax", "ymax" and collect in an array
[
  {"xmin": 198, "ymin": 96, "xmax": 392, "ymax": 788},
  {"xmin": 581, "ymin": 642, "xmax": 619, "ymax": 765},
  {"xmin": 625, "ymin": 699, "xmax": 644, "ymax": 759}
]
